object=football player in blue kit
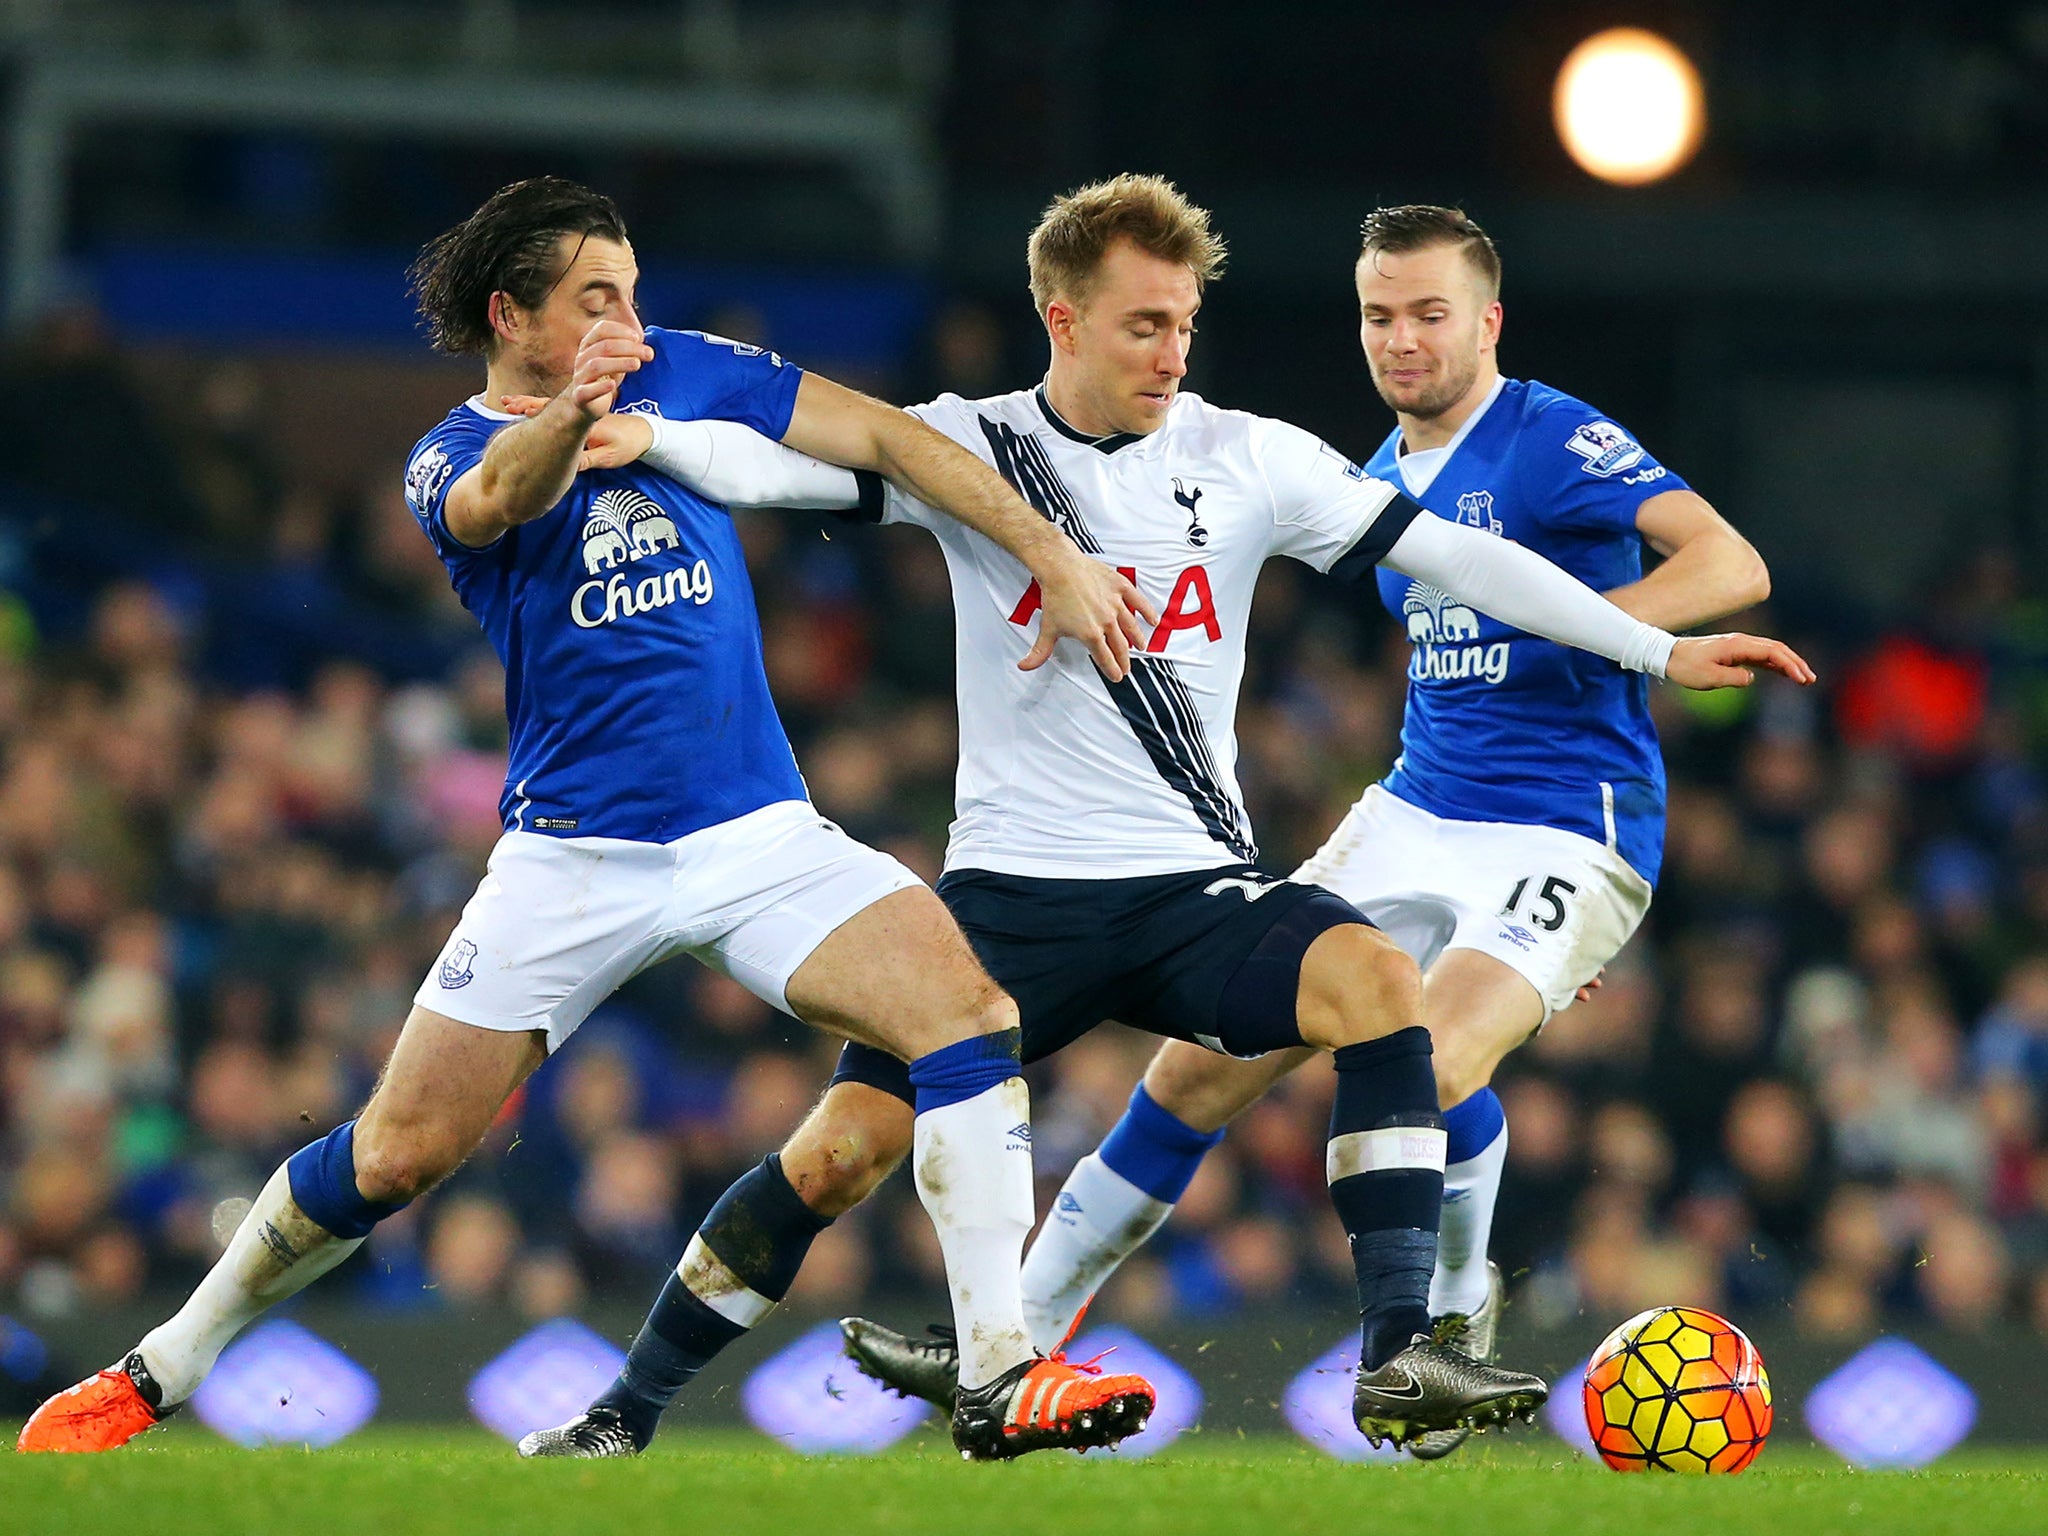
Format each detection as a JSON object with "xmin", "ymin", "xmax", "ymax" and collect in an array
[
  {"xmin": 850, "ymin": 205, "xmax": 1781, "ymax": 1462},
  {"xmin": 18, "ymin": 177, "xmax": 1163, "ymax": 1461}
]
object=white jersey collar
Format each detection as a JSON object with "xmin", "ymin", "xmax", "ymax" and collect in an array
[
  {"xmin": 464, "ymin": 393, "xmax": 521, "ymax": 422},
  {"xmin": 1395, "ymin": 374, "xmax": 1506, "ymax": 498}
]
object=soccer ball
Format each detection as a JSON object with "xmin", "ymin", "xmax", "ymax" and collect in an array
[{"xmin": 1582, "ymin": 1305, "xmax": 1773, "ymax": 1473}]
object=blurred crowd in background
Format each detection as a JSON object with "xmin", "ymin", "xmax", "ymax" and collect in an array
[{"xmin": 3, "ymin": 297, "xmax": 2048, "ymax": 1355}]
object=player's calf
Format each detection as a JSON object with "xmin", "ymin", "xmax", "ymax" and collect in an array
[
  {"xmin": 569, "ymin": 1090, "xmax": 912, "ymax": 1453},
  {"xmin": 20, "ymin": 1010, "xmax": 539, "ymax": 1450}
]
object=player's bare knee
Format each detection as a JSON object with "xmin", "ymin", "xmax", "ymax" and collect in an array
[
  {"xmin": 1297, "ymin": 925, "xmax": 1422, "ymax": 1050},
  {"xmin": 964, "ymin": 978, "xmax": 1020, "ymax": 1040},
  {"xmin": 900, "ymin": 972, "xmax": 1018, "ymax": 1060},
  {"xmin": 781, "ymin": 1093, "xmax": 912, "ymax": 1217},
  {"xmin": 351, "ymin": 1128, "xmax": 459, "ymax": 1205}
]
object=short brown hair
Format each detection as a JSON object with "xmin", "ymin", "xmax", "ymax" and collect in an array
[
  {"xmin": 1026, "ymin": 174, "xmax": 1227, "ymax": 314},
  {"xmin": 1358, "ymin": 205, "xmax": 1501, "ymax": 297}
]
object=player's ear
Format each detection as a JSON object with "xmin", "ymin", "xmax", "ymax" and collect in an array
[
  {"xmin": 487, "ymin": 290, "xmax": 522, "ymax": 349},
  {"xmin": 1481, "ymin": 298, "xmax": 1503, "ymax": 351},
  {"xmin": 1045, "ymin": 297, "xmax": 1080, "ymax": 356}
]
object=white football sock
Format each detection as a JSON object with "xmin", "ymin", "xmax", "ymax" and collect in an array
[
  {"xmin": 136, "ymin": 1162, "xmax": 365, "ymax": 1406},
  {"xmin": 1429, "ymin": 1118, "xmax": 1508, "ymax": 1318},
  {"xmin": 910, "ymin": 1077, "xmax": 1037, "ymax": 1389},
  {"xmin": 1020, "ymin": 1152, "xmax": 1171, "ymax": 1353}
]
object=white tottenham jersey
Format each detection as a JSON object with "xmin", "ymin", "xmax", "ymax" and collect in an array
[{"xmin": 882, "ymin": 386, "xmax": 1419, "ymax": 879}]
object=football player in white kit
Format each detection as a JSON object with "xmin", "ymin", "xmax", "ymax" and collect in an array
[
  {"xmin": 18, "ymin": 177, "xmax": 1163, "ymax": 1462},
  {"xmin": 848, "ymin": 205, "xmax": 1786, "ymax": 1461},
  {"xmin": 518, "ymin": 176, "xmax": 1810, "ymax": 1455}
]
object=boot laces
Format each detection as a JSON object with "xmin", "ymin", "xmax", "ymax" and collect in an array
[{"xmin": 1047, "ymin": 1344, "xmax": 1116, "ymax": 1377}]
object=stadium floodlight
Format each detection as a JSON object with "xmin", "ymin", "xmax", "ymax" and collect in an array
[
  {"xmin": 1804, "ymin": 1337, "xmax": 1977, "ymax": 1468},
  {"xmin": 188, "ymin": 1318, "xmax": 378, "ymax": 1448},
  {"xmin": 1553, "ymin": 28, "xmax": 1705, "ymax": 185},
  {"xmin": 740, "ymin": 1321, "xmax": 931, "ymax": 1455}
]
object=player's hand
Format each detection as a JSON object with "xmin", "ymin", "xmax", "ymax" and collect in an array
[
  {"xmin": 1574, "ymin": 969, "xmax": 1605, "ymax": 1006},
  {"xmin": 568, "ymin": 318, "xmax": 654, "ymax": 419},
  {"xmin": 1664, "ymin": 633, "xmax": 1816, "ymax": 691},
  {"xmin": 499, "ymin": 395, "xmax": 654, "ymax": 472},
  {"xmin": 1020, "ymin": 544, "xmax": 1159, "ymax": 680}
]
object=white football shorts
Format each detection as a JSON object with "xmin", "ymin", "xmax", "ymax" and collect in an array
[
  {"xmin": 1294, "ymin": 784, "xmax": 1652, "ymax": 1020},
  {"xmin": 415, "ymin": 798, "xmax": 923, "ymax": 1050}
]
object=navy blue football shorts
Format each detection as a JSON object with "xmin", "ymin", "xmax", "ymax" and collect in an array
[{"xmin": 830, "ymin": 863, "xmax": 1372, "ymax": 1107}]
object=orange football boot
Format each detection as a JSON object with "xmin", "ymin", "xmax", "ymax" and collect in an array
[
  {"xmin": 17, "ymin": 1354, "xmax": 169, "ymax": 1454},
  {"xmin": 950, "ymin": 1346, "xmax": 1154, "ymax": 1460}
]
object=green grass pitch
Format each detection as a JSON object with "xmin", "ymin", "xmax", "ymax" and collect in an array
[{"xmin": 3, "ymin": 1427, "xmax": 2043, "ymax": 1536}]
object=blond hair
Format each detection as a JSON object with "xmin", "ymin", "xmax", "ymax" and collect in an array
[{"xmin": 1026, "ymin": 174, "xmax": 1227, "ymax": 314}]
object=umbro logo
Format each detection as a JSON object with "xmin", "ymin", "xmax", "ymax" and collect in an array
[
  {"xmin": 1009, "ymin": 1123, "xmax": 1033, "ymax": 1143},
  {"xmin": 1057, "ymin": 1193, "xmax": 1083, "ymax": 1214}
]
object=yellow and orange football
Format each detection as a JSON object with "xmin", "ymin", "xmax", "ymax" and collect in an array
[{"xmin": 1582, "ymin": 1305, "xmax": 1773, "ymax": 1473}]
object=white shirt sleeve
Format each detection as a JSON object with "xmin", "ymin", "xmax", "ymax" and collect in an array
[
  {"xmin": 1256, "ymin": 417, "xmax": 1418, "ymax": 572},
  {"xmin": 1382, "ymin": 510, "xmax": 1677, "ymax": 677},
  {"xmin": 643, "ymin": 417, "xmax": 867, "ymax": 511}
]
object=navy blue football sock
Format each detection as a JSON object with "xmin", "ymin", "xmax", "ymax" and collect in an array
[
  {"xmin": 1098, "ymin": 1082, "xmax": 1225, "ymax": 1203},
  {"xmin": 594, "ymin": 1154, "xmax": 830, "ymax": 1447},
  {"xmin": 1324, "ymin": 1028, "xmax": 1446, "ymax": 1370},
  {"xmin": 285, "ymin": 1120, "xmax": 409, "ymax": 1238}
]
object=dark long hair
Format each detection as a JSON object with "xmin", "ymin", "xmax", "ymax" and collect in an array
[{"xmin": 409, "ymin": 177, "xmax": 628, "ymax": 355}]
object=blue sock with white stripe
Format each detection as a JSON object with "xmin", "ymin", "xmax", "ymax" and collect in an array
[
  {"xmin": 593, "ymin": 1154, "xmax": 830, "ymax": 1447},
  {"xmin": 1325, "ymin": 1027, "xmax": 1446, "ymax": 1370}
]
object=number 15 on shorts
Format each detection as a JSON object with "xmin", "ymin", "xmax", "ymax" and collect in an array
[{"xmin": 1503, "ymin": 874, "xmax": 1578, "ymax": 932}]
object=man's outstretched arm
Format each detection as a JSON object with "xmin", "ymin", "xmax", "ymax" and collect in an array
[{"xmin": 1379, "ymin": 511, "xmax": 1814, "ymax": 692}]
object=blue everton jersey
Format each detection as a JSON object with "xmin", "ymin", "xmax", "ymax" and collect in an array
[
  {"xmin": 401, "ymin": 327, "xmax": 808, "ymax": 843},
  {"xmin": 1372, "ymin": 378, "xmax": 1685, "ymax": 882}
]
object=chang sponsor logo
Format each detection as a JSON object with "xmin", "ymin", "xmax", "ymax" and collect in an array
[
  {"xmin": 572, "ymin": 560, "xmax": 716, "ymax": 628},
  {"xmin": 1402, "ymin": 582, "xmax": 1511, "ymax": 685},
  {"xmin": 568, "ymin": 485, "xmax": 716, "ymax": 628},
  {"xmin": 581, "ymin": 487, "xmax": 681, "ymax": 573}
]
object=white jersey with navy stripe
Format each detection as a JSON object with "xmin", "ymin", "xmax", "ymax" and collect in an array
[{"xmin": 882, "ymin": 386, "xmax": 1416, "ymax": 879}]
